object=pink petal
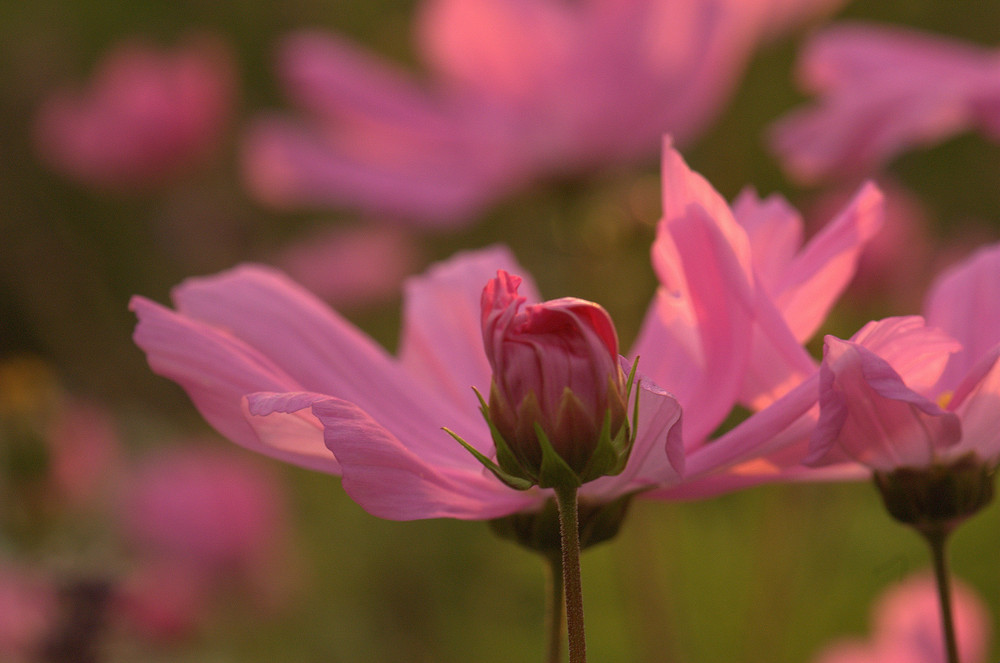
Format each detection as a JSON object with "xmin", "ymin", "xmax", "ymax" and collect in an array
[
  {"xmin": 682, "ymin": 371, "xmax": 821, "ymax": 480},
  {"xmin": 770, "ymin": 23, "xmax": 1000, "ymax": 183},
  {"xmin": 807, "ymin": 335, "xmax": 962, "ymax": 470},
  {"xmin": 130, "ymin": 296, "xmax": 340, "ymax": 474},
  {"xmin": 417, "ymin": 0, "xmax": 575, "ymax": 103},
  {"xmin": 170, "ymin": 264, "xmax": 481, "ymax": 468},
  {"xmin": 732, "ymin": 187, "xmax": 804, "ymax": 290},
  {"xmin": 850, "ymin": 316, "xmax": 960, "ymax": 396},
  {"xmin": 242, "ymin": 118, "xmax": 507, "ymax": 225},
  {"xmin": 950, "ymin": 346, "xmax": 1000, "ymax": 462},
  {"xmin": 398, "ymin": 245, "xmax": 537, "ymax": 405},
  {"xmin": 767, "ymin": 181, "xmax": 883, "ymax": 343},
  {"xmin": 657, "ymin": 140, "xmax": 753, "ymax": 276},
  {"xmin": 632, "ymin": 202, "xmax": 754, "ymax": 444},
  {"xmin": 583, "ymin": 370, "xmax": 684, "ymax": 499},
  {"xmin": 925, "ymin": 242, "xmax": 1000, "ymax": 389},
  {"xmin": 277, "ymin": 30, "xmax": 452, "ymax": 129},
  {"xmin": 309, "ymin": 396, "xmax": 543, "ymax": 520}
]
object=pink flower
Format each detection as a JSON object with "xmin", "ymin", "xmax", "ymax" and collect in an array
[
  {"xmin": 130, "ymin": 246, "xmax": 683, "ymax": 521},
  {"xmin": 632, "ymin": 141, "xmax": 883, "ymax": 497},
  {"xmin": 270, "ymin": 224, "xmax": 421, "ymax": 309},
  {"xmin": 118, "ymin": 445, "xmax": 289, "ymax": 577},
  {"xmin": 0, "ymin": 564, "xmax": 56, "ymax": 662},
  {"xmin": 770, "ymin": 23, "xmax": 1000, "ymax": 183},
  {"xmin": 808, "ymin": 243, "xmax": 1000, "ymax": 472},
  {"xmin": 812, "ymin": 573, "xmax": 990, "ymax": 663},
  {"xmin": 34, "ymin": 34, "xmax": 236, "ymax": 192},
  {"xmin": 243, "ymin": 0, "xmax": 836, "ymax": 224},
  {"xmin": 482, "ymin": 271, "xmax": 628, "ymax": 481},
  {"xmin": 45, "ymin": 399, "xmax": 121, "ymax": 506}
]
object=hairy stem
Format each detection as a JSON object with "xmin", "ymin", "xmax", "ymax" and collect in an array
[{"xmin": 554, "ymin": 486, "xmax": 586, "ymax": 663}]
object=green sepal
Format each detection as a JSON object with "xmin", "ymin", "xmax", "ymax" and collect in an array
[
  {"xmin": 475, "ymin": 386, "xmax": 536, "ymax": 483},
  {"xmin": 489, "ymin": 492, "xmax": 636, "ymax": 555},
  {"xmin": 536, "ymin": 422, "xmax": 582, "ymax": 490},
  {"xmin": 442, "ymin": 427, "xmax": 534, "ymax": 491},
  {"xmin": 578, "ymin": 357, "xmax": 641, "ymax": 483}
]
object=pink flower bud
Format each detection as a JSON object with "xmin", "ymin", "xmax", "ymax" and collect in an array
[{"xmin": 481, "ymin": 271, "xmax": 628, "ymax": 481}]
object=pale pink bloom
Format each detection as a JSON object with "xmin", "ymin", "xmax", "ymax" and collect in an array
[
  {"xmin": 0, "ymin": 564, "xmax": 56, "ymax": 662},
  {"xmin": 271, "ymin": 224, "xmax": 421, "ymax": 308},
  {"xmin": 770, "ymin": 23, "xmax": 1000, "ymax": 183},
  {"xmin": 35, "ymin": 34, "xmax": 235, "ymax": 192},
  {"xmin": 812, "ymin": 573, "xmax": 990, "ymax": 663},
  {"xmin": 243, "ymin": 0, "xmax": 831, "ymax": 224},
  {"xmin": 118, "ymin": 445, "xmax": 289, "ymax": 576},
  {"xmin": 808, "ymin": 243, "xmax": 1000, "ymax": 470},
  {"xmin": 131, "ymin": 245, "xmax": 685, "ymax": 521},
  {"xmin": 632, "ymin": 141, "xmax": 882, "ymax": 497}
]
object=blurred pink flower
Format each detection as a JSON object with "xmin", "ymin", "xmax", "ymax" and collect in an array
[
  {"xmin": 271, "ymin": 224, "xmax": 422, "ymax": 308},
  {"xmin": 118, "ymin": 445, "xmax": 289, "ymax": 578},
  {"xmin": 45, "ymin": 399, "xmax": 121, "ymax": 506},
  {"xmin": 634, "ymin": 141, "xmax": 882, "ymax": 498},
  {"xmin": 770, "ymin": 22, "xmax": 1000, "ymax": 183},
  {"xmin": 812, "ymin": 573, "xmax": 990, "ymax": 663},
  {"xmin": 114, "ymin": 561, "xmax": 211, "ymax": 643},
  {"xmin": 34, "ymin": 34, "xmax": 236, "ymax": 192},
  {"xmin": 130, "ymin": 246, "xmax": 685, "ymax": 520},
  {"xmin": 243, "ymin": 0, "xmax": 841, "ymax": 225},
  {"xmin": 0, "ymin": 564, "xmax": 56, "ymax": 662},
  {"xmin": 807, "ymin": 243, "xmax": 1000, "ymax": 471}
]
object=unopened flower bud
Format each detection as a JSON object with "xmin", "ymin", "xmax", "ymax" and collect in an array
[{"xmin": 475, "ymin": 271, "xmax": 632, "ymax": 489}]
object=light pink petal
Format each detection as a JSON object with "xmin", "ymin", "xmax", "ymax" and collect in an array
[
  {"xmin": 850, "ymin": 316, "xmax": 961, "ymax": 395},
  {"xmin": 241, "ymin": 394, "xmax": 337, "ymax": 473},
  {"xmin": 399, "ymin": 245, "xmax": 537, "ymax": 405},
  {"xmin": 950, "ymin": 346, "xmax": 1000, "ymax": 462},
  {"xmin": 242, "ymin": 118, "xmax": 506, "ymax": 225},
  {"xmin": 732, "ymin": 187, "xmax": 804, "ymax": 289},
  {"xmin": 770, "ymin": 23, "xmax": 1000, "ymax": 183},
  {"xmin": 632, "ymin": 202, "xmax": 754, "ymax": 445},
  {"xmin": 657, "ymin": 141, "xmax": 753, "ymax": 276},
  {"xmin": 806, "ymin": 336, "xmax": 962, "ymax": 470},
  {"xmin": 583, "ymin": 371, "xmax": 684, "ymax": 498},
  {"xmin": 740, "ymin": 287, "xmax": 818, "ymax": 408},
  {"xmin": 170, "ymin": 264, "xmax": 480, "ymax": 468},
  {"xmin": 769, "ymin": 182, "xmax": 884, "ymax": 343},
  {"xmin": 682, "ymin": 371, "xmax": 821, "ymax": 480},
  {"xmin": 277, "ymin": 30, "xmax": 451, "ymax": 128},
  {"xmin": 310, "ymin": 396, "xmax": 543, "ymax": 520},
  {"xmin": 416, "ymin": 0, "xmax": 575, "ymax": 103},
  {"xmin": 130, "ymin": 296, "xmax": 340, "ymax": 474},
  {"xmin": 925, "ymin": 242, "xmax": 1000, "ymax": 389}
]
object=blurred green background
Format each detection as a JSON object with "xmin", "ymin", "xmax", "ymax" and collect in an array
[{"xmin": 1, "ymin": 1, "xmax": 999, "ymax": 661}]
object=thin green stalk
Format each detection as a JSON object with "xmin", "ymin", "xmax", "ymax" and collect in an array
[
  {"xmin": 554, "ymin": 485, "xmax": 586, "ymax": 663},
  {"xmin": 545, "ymin": 550, "xmax": 564, "ymax": 663},
  {"xmin": 923, "ymin": 528, "xmax": 959, "ymax": 663}
]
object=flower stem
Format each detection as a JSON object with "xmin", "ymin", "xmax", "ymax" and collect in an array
[
  {"xmin": 922, "ymin": 528, "xmax": 959, "ymax": 663},
  {"xmin": 545, "ymin": 550, "xmax": 564, "ymax": 663},
  {"xmin": 554, "ymin": 485, "xmax": 586, "ymax": 663}
]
